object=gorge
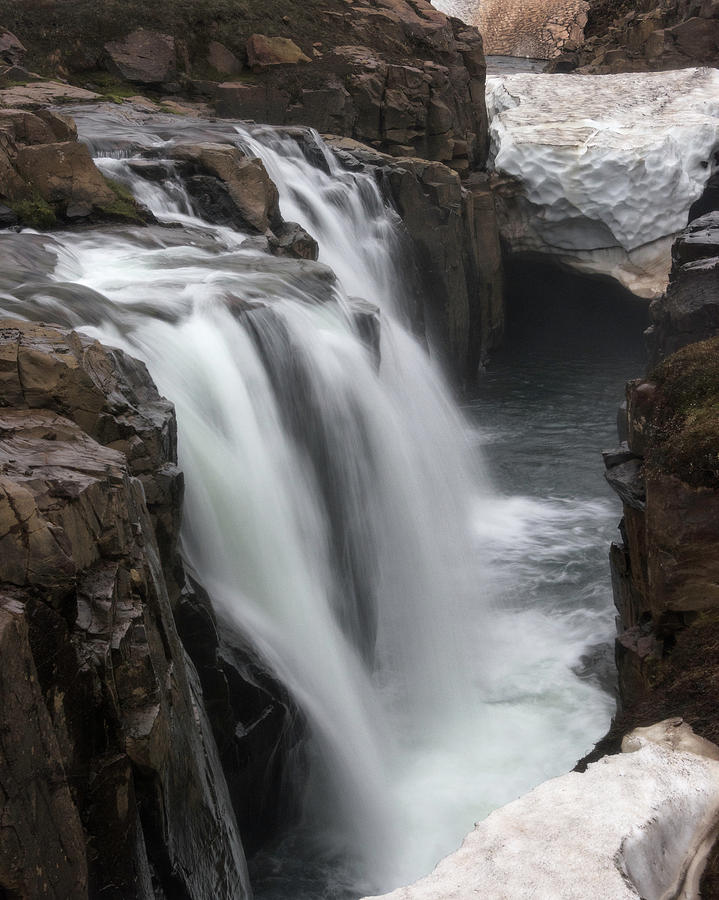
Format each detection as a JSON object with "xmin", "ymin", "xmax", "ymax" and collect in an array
[{"xmin": 0, "ymin": 1, "xmax": 718, "ymax": 898}]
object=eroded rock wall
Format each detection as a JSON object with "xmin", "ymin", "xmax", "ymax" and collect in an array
[
  {"xmin": 553, "ymin": 0, "xmax": 719, "ymax": 72},
  {"xmin": 0, "ymin": 320, "xmax": 299, "ymax": 899}
]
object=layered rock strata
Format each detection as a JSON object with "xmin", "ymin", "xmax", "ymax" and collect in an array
[
  {"xmin": 0, "ymin": 0, "xmax": 490, "ymax": 170},
  {"xmin": 363, "ymin": 719, "xmax": 719, "ymax": 899},
  {"xmin": 553, "ymin": 0, "xmax": 719, "ymax": 73},
  {"xmin": 594, "ymin": 179, "xmax": 719, "ymax": 895},
  {"xmin": 0, "ymin": 319, "xmax": 300, "ymax": 898},
  {"xmin": 325, "ymin": 134, "xmax": 503, "ymax": 379}
]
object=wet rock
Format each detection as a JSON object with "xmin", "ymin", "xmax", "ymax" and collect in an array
[
  {"xmin": 324, "ymin": 135, "xmax": 503, "ymax": 382},
  {"xmin": 171, "ymin": 142, "xmax": 281, "ymax": 233},
  {"xmin": 605, "ymin": 458, "xmax": 646, "ymax": 510},
  {"xmin": 104, "ymin": 28, "xmax": 177, "ymax": 85},
  {"xmin": 270, "ymin": 220, "xmax": 320, "ymax": 261},
  {"xmin": 0, "ymin": 320, "xmax": 253, "ymax": 899},
  {"xmin": 247, "ymin": 34, "xmax": 311, "ymax": 70},
  {"xmin": 176, "ymin": 579, "xmax": 306, "ymax": 854}
]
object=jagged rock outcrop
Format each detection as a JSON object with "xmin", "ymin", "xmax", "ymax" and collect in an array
[
  {"xmin": 646, "ymin": 210, "xmax": 719, "ymax": 366},
  {"xmin": 0, "ymin": 319, "xmax": 304, "ymax": 898},
  {"xmin": 0, "ymin": 106, "xmax": 146, "ymax": 227},
  {"xmin": 363, "ymin": 720, "xmax": 719, "ymax": 899},
  {"xmin": 553, "ymin": 0, "xmax": 719, "ymax": 72},
  {"xmin": 0, "ymin": 0, "xmax": 489, "ymax": 170},
  {"xmin": 594, "ymin": 182, "xmax": 719, "ymax": 894},
  {"xmin": 325, "ymin": 135, "xmax": 503, "ymax": 380},
  {"xmin": 0, "ymin": 320, "xmax": 252, "ymax": 899}
]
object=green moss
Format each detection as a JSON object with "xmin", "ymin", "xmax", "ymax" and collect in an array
[
  {"xmin": 70, "ymin": 71, "xmax": 139, "ymax": 102},
  {"xmin": 10, "ymin": 193, "xmax": 57, "ymax": 229},
  {"xmin": 97, "ymin": 178, "xmax": 146, "ymax": 223},
  {"xmin": 645, "ymin": 337, "xmax": 719, "ymax": 489}
]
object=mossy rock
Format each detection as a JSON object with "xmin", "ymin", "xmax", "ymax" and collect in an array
[
  {"xmin": 96, "ymin": 178, "xmax": 149, "ymax": 224},
  {"xmin": 645, "ymin": 337, "xmax": 719, "ymax": 489},
  {"xmin": 10, "ymin": 193, "xmax": 57, "ymax": 229}
]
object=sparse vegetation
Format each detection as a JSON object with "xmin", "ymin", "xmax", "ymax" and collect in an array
[
  {"xmin": 98, "ymin": 178, "xmax": 147, "ymax": 222},
  {"xmin": 645, "ymin": 337, "xmax": 719, "ymax": 489},
  {"xmin": 10, "ymin": 192, "xmax": 57, "ymax": 229}
]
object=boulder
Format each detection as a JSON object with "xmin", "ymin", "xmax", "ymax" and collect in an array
[
  {"xmin": 14, "ymin": 141, "xmax": 117, "ymax": 209},
  {"xmin": 270, "ymin": 221, "xmax": 320, "ymax": 260},
  {"xmin": 246, "ymin": 34, "xmax": 311, "ymax": 70},
  {"xmin": 104, "ymin": 28, "xmax": 177, "ymax": 84},
  {"xmin": 0, "ymin": 27, "xmax": 25, "ymax": 66},
  {"xmin": 171, "ymin": 142, "xmax": 281, "ymax": 233},
  {"xmin": 208, "ymin": 40, "xmax": 242, "ymax": 75}
]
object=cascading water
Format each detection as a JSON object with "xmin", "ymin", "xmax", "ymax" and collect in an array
[{"xmin": 0, "ymin": 105, "xmax": 621, "ymax": 898}]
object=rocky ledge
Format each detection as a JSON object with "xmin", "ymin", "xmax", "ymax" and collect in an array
[
  {"xmin": 0, "ymin": 105, "xmax": 146, "ymax": 228},
  {"xmin": 0, "ymin": 320, "xmax": 300, "ymax": 899},
  {"xmin": 0, "ymin": 0, "xmax": 489, "ymax": 171}
]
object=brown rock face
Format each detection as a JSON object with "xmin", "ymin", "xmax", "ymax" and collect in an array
[
  {"xmin": 247, "ymin": 34, "xmax": 312, "ymax": 69},
  {"xmin": 0, "ymin": 320, "xmax": 254, "ymax": 900},
  {"xmin": 171, "ymin": 142, "xmax": 281, "ymax": 233},
  {"xmin": 208, "ymin": 40, "xmax": 243, "ymax": 75},
  {"xmin": 0, "ymin": 107, "xmax": 145, "ymax": 226},
  {"xmin": 105, "ymin": 28, "xmax": 177, "ymax": 84},
  {"xmin": 554, "ymin": 0, "xmax": 719, "ymax": 71},
  {"xmin": 0, "ymin": 27, "xmax": 25, "ymax": 66},
  {"xmin": 15, "ymin": 141, "xmax": 117, "ymax": 207},
  {"xmin": 325, "ymin": 136, "xmax": 503, "ymax": 380}
]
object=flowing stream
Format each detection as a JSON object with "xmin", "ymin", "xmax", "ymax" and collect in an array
[{"xmin": 0, "ymin": 105, "xmax": 645, "ymax": 898}]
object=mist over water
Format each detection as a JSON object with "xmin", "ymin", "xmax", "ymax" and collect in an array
[{"xmin": 0, "ymin": 107, "xmax": 645, "ymax": 898}]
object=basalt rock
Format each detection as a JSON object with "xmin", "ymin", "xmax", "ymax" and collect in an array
[
  {"xmin": 553, "ymin": 0, "xmax": 719, "ymax": 72},
  {"xmin": 0, "ymin": 319, "xmax": 303, "ymax": 898},
  {"xmin": 171, "ymin": 142, "xmax": 282, "ymax": 233},
  {"xmin": 647, "ymin": 211, "xmax": 719, "ymax": 367},
  {"xmin": 0, "ymin": 0, "xmax": 490, "ymax": 170},
  {"xmin": 0, "ymin": 106, "xmax": 147, "ymax": 226},
  {"xmin": 104, "ymin": 28, "xmax": 177, "ymax": 85},
  {"xmin": 324, "ymin": 135, "xmax": 503, "ymax": 382}
]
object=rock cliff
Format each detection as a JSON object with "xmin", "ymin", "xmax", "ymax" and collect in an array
[
  {"xmin": 0, "ymin": 320, "xmax": 299, "ymax": 898},
  {"xmin": 590, "ymin": 170, "xmax": 719, "ymax": 896},
  {"xmin": 553, "ymin": 0, "xmax": 719, "ymax": 72},
  {"xmin": 0, "ymin": 0, "xmax": 489, "ymax": 171}
]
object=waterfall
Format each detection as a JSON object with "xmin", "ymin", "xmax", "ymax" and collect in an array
[{"xmin": 0, "ymin": 106, "xmax": 615, "ymax": 897}]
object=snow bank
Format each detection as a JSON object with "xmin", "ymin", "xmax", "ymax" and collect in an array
[
  {"xmin": 487, "ymin": 67, "xmax": 719, "ymax": 296},
  {"xmin": 363, "ymin": 719, "xmax": 719, "ymax": 899}
]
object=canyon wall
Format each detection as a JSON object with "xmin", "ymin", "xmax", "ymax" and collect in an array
[
  {"xmin": 553, "ymin": 0, "xmax": 719, "ymax": 72},
  {"xmin": 0, "ymin": 321, "xmax": 302, "ymax": 898},
  {"xmin": 591, "ymin": 178, "xmax": 719, "ymax": 896}
]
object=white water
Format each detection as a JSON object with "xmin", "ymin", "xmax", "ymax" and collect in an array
[{"xmin": 2, "ymin": 107, "xmax": 615, "ymax": 896}]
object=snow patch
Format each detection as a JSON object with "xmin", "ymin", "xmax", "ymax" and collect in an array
[
  {"xmin": 487, "ymin": 68, "xmax": 719, "ymax": 297},
  {"xmin": 363, "ymin": 719, "xmax": 719, "ymax": 899}
]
